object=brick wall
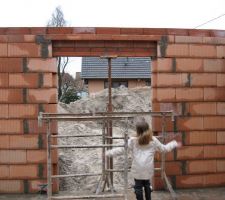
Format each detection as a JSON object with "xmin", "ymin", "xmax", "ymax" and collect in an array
[
  {"xmin": 0, "ymin": 33, "xmax": 58, "ymax": 193},
  {"xmin": 152, "ymin": 34, "xmax": 225, "ymax": 189},
  {"xmin": 0, "ymin": 27, "xmax": 225, "ymax": 193}
]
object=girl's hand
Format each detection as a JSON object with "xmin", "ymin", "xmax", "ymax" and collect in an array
[{"xmin": 177, "ymin": 142, "xmax": 182, "ymax": 148}]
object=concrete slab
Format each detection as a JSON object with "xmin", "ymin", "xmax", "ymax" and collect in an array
[{"xmin": 0, "ymin": 187, "xmax": 224, "ymax": 200}]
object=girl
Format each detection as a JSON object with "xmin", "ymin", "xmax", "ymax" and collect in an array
[{"xmin": 106, "ymin": 119, "xmax": 181, "ymax": 200}]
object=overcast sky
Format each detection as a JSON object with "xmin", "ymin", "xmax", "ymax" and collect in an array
[{"xmin": 0, "ymin": 0, "xmax": 224, "ymax": 77}]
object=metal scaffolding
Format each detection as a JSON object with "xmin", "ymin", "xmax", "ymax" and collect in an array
[{"xmin": 38, "ymin": 111, "xmax": 177, "ymax": 200}]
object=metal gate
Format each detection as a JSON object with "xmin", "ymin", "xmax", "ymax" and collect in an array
[{"xmin": 38, "ymin": 111, "xmax": 176, "ymax": 200}]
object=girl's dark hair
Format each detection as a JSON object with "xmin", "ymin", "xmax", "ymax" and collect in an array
[{"xmin": 136, "ymin": 120, "xmax": 153, "ymax": 145}]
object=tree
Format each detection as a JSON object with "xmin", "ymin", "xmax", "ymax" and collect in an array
[{"xmin": 47, "ymin": 6, "xmax": 69, "ymax": 100}]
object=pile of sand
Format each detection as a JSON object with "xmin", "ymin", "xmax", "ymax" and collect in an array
[{"xmin": 58, "ymin": 86, "xmax": 151, "ymax": 192}]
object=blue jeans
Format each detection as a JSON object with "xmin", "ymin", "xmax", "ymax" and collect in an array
[{"xmin": 134, "ymin": 179, "xmax": 152, "ymax": 200}]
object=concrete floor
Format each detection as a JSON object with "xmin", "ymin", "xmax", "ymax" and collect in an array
[{"xmin": 0, "ymin": 187, "xmax": 225, "ymax": 200}]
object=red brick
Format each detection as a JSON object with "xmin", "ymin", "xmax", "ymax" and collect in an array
[
  {"xmin": 165, "ymin": 44, "xmax": 189, "ymax": 57},
  {"xmin": 186, "ymin": 160, "xmax": 217, "ymax": 174},
  {"xmin": 189, "ymin": 102, "xmax": 216, "ymax": 115},
  {"xmin": 8, "ymin": 35, "xmax": 27, "ymax": 43},
  {"xmin": 153, "ymin": 177, "xmax": 164, "ymax": 190},
  {"xmin": 9, "ymin": 165, "xmax": 38, "ymax": 179},
  {"xmin": 176, "ymin": 175, "xmax": 203, "ymax": 188},
  {"xmin": 217, "ymin": 46, "xmax": 225, "ymax": 58},
  {"xmin": 155, "ymin": 161, "xmax": 182, "ymax": 176},
  {"xmin": 203, "ymin": 59, "xmax": 225, "ymax": 72},
  {"xmin": 204, "ymin": 145, "xmax": 225, "ymax": 158},
  {"xmin": 176, "ymin": 88, "xmax": 203, "ymax": 101},
  {"xmin": 27, "ymin": 119, "xmax": 58, "ymax": 134},
  {"xmin": 0, "ymin": 35, "xmax": 8, "ymax": 42},
  {"xmin": 217, "ymin": 103, "xmax": 225, "ymax": 115},
  {"xmin": 72, "ymin": 27, "xmax": 96, "ymax": 34},
  {"xmin": 175, "ymin": 36, "xmax": 202, "ymax": 44},
  {"xmin": 176, "ymin": 58, "xmax": 203, "ymax": 72},
  {"xmin": 189, "ymin": 45, "xmax": 216, "ymax": 58},
  {"xmin": 120, "ymin": 28, "xmax": 144, "ymax": 35},
  {"xmin": 191, "ymin": 73, "xmax": 217, "ymax": 87},
  {"xmin": 167, "ymin": 28, "xmax": 188, "ymax": 36},
  {"xmin": 6, "ymin": 28, "xmax": 30, "ymax": 35},
  {"xmin": 204, "ymin": 116, "xmax": 225, "ymax": 130},
  {"xmin": 0, "ymin": 104, "xmax": 8, "ymax": 118},
  {"xmin": 43, "ymin": 104, "xmax": 57, "ymax": 113},
  {"xmin": 8, "ymin": 43, "xmax": 41, "ymax": 57},
  {"xmin": 152, "ymin": 116, "xmax": 174, "ymax": 132},
  {"xmin": 185, "ymin": 131, "xmax": 217, "ymax": 145},
  {"xmin": 0, "ymin": 43, "xmax": 7, "ymax": 57},
  {"xmin": 217, "ymin": 74, "xmax": 225, "ymax": 87},
  {"xmin": 30, "ymin": 27, "xmax": 47, "ymax": 35},
  {"xmin": 152, "ymin": 102, "xmax": 183, "ymax": 115},
  {"xmin": 0, "ymin": 150, "xmax": 26, "ymax": 164},
  {"xmin": 0, "ymin": 89, "xmax": 23, "ymax": 103},
  {"xmin": 27, "ymin": 88, "xmax": 57, "ymax": 103},
  {"xmin": 211, "ymin": 30, "xmax": 225, "ymax": 37},
  {"xmin": 217, "ymin": 131, "xmax": 225, "ymax": 144},
  {"xmin": 217, "ymin": 160, "xmax": 225, "ymax": 172},
  {"xmin": 204, "ymin": 88, "xmax": 225, "ymax": 101},
  {"xmin": 152, "ymin": 73, "xmax": 187, "ymax": 87},
  {"xmin": 0, "ymin": 73, "xmax": 8, "ymax": 87},
  {"xmin": 9, "ymin": 135, "xmax": 39, "ymax": 149},
  {"xmin": 189, "ymin": 30, "xmax": 210, "ymax": 37},
  {"xmin": 0, "ymin": 120, "xmax": 23, "ymax": 134},
  {"xmin": 29, "ymin": 179, "xmax": 58, "ymax": 193},
  {"xmin": 177, "ymin": 117, "xmax": 204, "ymax": 131},
  {"xmin": 27, "ymin": 58, "xmax": 57, "ymax": 72},
  {"xmin": 47, "ymin": 27, "xmax": 73, "ymax": 34},
  {"xmin": 152, "ymin": 88, "xmax": 175, "ymax": 102},
  {"xmin": 42, "ymin": 73, "xmax": 53, "ymax": 87},
  {"xmin": 204, "ymin": 173, "xmax": 225, "ymax": 187},
  {"xmin": 0, "ymin": 135, "xmax": 9, "ymax": 149},
  {"xmin": 176, "ymin": 146, "xmax": 204, "ymax": 160},
  {"xmin": 0, "ymin": 165, "xmax": 9, "ymax": 178},
  {"xmin": 152, "ymin": 58, "xmax": 173, "ymax": 72},
  {"xmin": 0, "ymin": 180, "xmax": 24, "ymax": 193},
  {"xmin": 9, "ymin": 73, "xmax": 38, "ymax": 88},
  {"xmin": 9, "ymin": 104, "xmax": 38, "ymax": 118},
  {"xmin": 96, "ymin": 28, "xmax": 121, "ymax": 35},
  {"xmin": 27, "ymin": 149, "xmax": 57, "ymax": 164},
  {"xmin": 155, "ymin": 151, "xmax": 175, "ymax": 161},
  {"xmin": 143, "ymin": 28, "xmax": 166, "ymax": 35},
  {"xmin": 203, "ymin": 37, "xmax": 225, "ymax": 45},
  {"xmin": 0, "ymin": 58, "xmax": 23, "ymax": 73},
  {"xmin": 52, "ymin": 73, "xmax": 58, "ymax": 87}
]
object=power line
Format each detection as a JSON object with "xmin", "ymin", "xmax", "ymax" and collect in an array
[{"xmin": 194, "ymin": 13, "xmax": 225, "ymax": 29}]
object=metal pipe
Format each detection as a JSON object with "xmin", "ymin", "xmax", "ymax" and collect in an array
[
  {"xmin": 51, "ymin": 193, "xmax": 124, "ymax": 199},
  {"xmin": 51, "ymin": 134, "xmax": 102, "ymax": 138},
  {"xmin": 41, "ymin": 111, "xmax": 174, "ymax": 117},
  {"xmin": 47, "ymin": 120, "xmax": 52, "ymax": 200},
  {"xmin": 51, "ymin": 173, "xmax": 102, "ymax": 178},
  {"xmin": 51, "ymin": 144, "xmax": 125, "ymax": 149},
  {"xmin": 124, "ymin": 124, "xmax": 129, "ymax": 200}
]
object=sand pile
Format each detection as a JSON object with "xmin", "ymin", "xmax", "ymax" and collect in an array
[{"xmin": 58, "ymin": 86, "xmax": 151, "ymax": 192}]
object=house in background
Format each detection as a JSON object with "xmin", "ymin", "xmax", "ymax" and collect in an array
[{"xmin": 81, "ymin": 57, "xmax": 151, "ymax": 94}]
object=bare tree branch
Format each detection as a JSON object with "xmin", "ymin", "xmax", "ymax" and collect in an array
[{"xmin": 47, "ymin": 6, "xmax": 69, "ymax": 100}]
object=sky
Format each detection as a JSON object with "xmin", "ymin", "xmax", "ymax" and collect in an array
[{"xmin": 0, "ymin": 0, "xmax": 224, "ymax": 77}]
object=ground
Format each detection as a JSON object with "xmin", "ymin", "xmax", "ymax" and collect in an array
[{"xmin": 0, "ymin": 188, "xmax": 225, "ymax": 200}]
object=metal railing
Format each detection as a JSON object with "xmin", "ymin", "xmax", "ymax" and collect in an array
[{"xmin": 38, "ymin": 111, "xmax": 177, "ymax": 200}]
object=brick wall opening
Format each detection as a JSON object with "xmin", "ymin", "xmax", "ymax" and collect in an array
[{"xmin": 0, "ymin": 27, "xmax": 225, "ymax": 193}]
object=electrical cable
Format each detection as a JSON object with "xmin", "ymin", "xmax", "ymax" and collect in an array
[{"xmin": 194, "ymin": 13, "xmax": 225, "ymax": 29}]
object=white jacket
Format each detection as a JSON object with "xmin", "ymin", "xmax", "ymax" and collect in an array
[{"xmin": 106, "ymin": 136, "xmax": 178, "ymax": 180}]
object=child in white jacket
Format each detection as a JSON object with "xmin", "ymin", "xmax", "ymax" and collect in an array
[{"xmin": 106, "ymin": 119, "xmax": 181, "ymax": 200}]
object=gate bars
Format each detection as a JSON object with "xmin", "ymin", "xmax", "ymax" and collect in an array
[{"xmin": 38, "ymin": 111, "xmax": 176, "ymax": 200}]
